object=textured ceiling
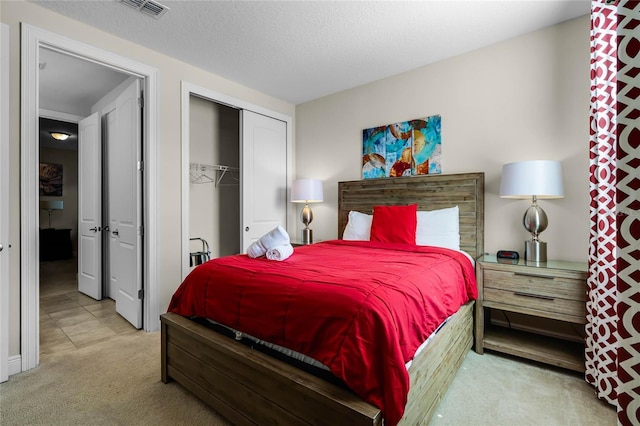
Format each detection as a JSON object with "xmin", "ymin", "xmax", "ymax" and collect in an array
[
  {"xmin": 31, "ymin": 0, "xmax": 590, "ymax": 105},
  {"xmin": 39, "ymin": 48, "xmax": 130, "ymax": 116}
]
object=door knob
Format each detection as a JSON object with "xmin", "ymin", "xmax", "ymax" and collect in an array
[
  {"xmin": 103, "ymin": 226, "xmax": 110, "ymax": 232},
  {"xmin": 112, "ymin": 229, "xmax": 119, "ymax": 236},
  {"xmin": 245, "ymin": 227, "xmax": 250, "ymax": 232},
  {"xmin": 0, "ymin": 243, "xmax": 3, "ymax": 252},
  {"xmin": 90, "ymin": 227, "xmax": 100, "ymax": 232}
]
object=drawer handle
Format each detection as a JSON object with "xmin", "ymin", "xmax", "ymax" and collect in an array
[
  {"xmin": 514, "ymin": 291, "xmax": 555, "ymax": 301},
  {"xmin": 514, "ymin": 272, "xmax": 555, "ymax": 280}
]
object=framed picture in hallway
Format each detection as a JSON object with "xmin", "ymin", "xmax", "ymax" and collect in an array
[{"xmin": 39, "ymin": 162, "xmax": 63, "ymax": 196}]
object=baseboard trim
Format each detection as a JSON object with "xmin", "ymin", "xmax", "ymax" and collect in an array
[{"xmin": 8, "ymin": 355, "xmax": 21, "ymax": 377}]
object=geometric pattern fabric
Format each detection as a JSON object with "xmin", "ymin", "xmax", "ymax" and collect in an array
[
  {"xmin": 588, "ymin": 2, "xmax": 640, "ymax": 424},
  {"xmin": 614, "ymin": 2, "xmax": 640, "ymax": 424},
  {"xmin": 587, "ymin": 0, "xmax": 619, "ymax": 408}
]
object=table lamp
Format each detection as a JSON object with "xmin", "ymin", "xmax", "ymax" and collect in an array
[
  {"xmin": 499, "ymin": 160, "xmax": 564, "ymax": 263},
  {"xmin": 40, "ymin": 200, "xmax": 63, "ymax": 229},
  {"xmin": 291, "ymin": 179, "xmax": 323, "ymax": 244}
]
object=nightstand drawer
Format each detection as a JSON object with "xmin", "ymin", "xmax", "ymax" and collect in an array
[
  {"xmin": 484, "ymin": 269, "xmax": 585, "ymax": 301},
  {"xmin": 484, "ymin": 288, "xmax": 586, "ymax": 323}
]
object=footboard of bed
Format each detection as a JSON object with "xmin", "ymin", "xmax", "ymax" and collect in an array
[
  {"xmin": 161, "ymin": 312, "xmax": 382, "ymax": 425},
  {"xmin": 400, "ymin": 300, "xmax": 474, "ymax": 424},
  {"xmin": 160, "ymin": 300, "xmax": 474, "ymax": 425}
]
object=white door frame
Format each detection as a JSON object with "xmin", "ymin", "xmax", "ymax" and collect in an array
[
  {"xmin": 180, "ymin": 81, "xmax": 294, "ymax": 280},
  {"xmin": 20, "ymin": 24, "xmax": 160, "ymax": 372},
  {"xmin": 1, "ymin": 23, "xmax": 11, "ymax": 383}
]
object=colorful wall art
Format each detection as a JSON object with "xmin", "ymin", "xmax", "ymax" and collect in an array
[{"xmin": 362, "ymin": 115, "xmax": 441, "ymax": 179}]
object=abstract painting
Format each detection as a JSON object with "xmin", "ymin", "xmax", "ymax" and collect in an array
[{"xmin": 362, "ymin": 115, "xmax": 441, "ymax": 179}]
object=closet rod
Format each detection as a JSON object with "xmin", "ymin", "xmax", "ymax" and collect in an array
[{"xmin": 190, "ymin": 162, "xmax": 239, "ymax": 186}]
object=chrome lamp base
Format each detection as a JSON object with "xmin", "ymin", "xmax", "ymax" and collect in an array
[
  {"xmin": 302, "ymin": 228, "xmax": 312, "ymax": 245},
  {"xmin": 300, "ymin": 203, "xmax": 314, "ymax": 245},
  {"xmin": 525, "ymin": 240, "xmax": 547, "ymax": 263},
  {"xmin": 523, "ymin": 196, "xmax": 549, "ymax": 263}
]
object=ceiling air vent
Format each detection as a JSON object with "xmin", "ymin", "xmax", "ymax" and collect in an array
[{"xmin": 120, "ymin": 0, "xmax": 169, "ymax": 19}]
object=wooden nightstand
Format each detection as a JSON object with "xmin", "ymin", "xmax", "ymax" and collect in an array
[{"xmin": 475, "ymin": 255, "xmax": 588, "ymax": 372}]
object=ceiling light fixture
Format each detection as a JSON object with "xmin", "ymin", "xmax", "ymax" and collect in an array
[{"xmin": 50, "ymin": 132, "xmax": 70, "ymax": 141}]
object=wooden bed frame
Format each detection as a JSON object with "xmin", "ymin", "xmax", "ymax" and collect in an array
[{"xmin": 161, "ymin": 172, "xmax": 484, "ymax": 425}]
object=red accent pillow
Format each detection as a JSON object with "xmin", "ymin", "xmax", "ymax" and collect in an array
[{"xmin": 370, "ymin": 204, "xmax": 418, "ymax": 244}]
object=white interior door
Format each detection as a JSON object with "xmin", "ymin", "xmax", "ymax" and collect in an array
[
  {"xmin": 240, "ymin": 110, "xmax": 287, "ymax": 252},
  {"xmin": 78, "ymin": 112, "xmax": 102, "ymax": 300},
  {"xmin": 1, "ymin": 23, "xmax": 10, "ymax": 383},
  {"xmin": 112, "ymin": 79, "xmax": 143, "ymax": 329}
]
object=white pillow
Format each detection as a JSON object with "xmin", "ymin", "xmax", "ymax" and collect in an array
[
  {"xmin": 416, "ymin": 206, "xmax": 460, "ymax": 250},
  {"xmin": 342, "ymin": 211, "xmax": 373, "ymax": 240}
]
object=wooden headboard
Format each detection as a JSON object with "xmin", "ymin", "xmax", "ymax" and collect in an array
[{"xmin": 338, "ymin": 172, "xmax": 485, "ymax": 260}]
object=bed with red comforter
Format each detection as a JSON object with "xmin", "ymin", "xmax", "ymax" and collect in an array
[{"xmin": 168, "ymin": 240, "xmax": 477, "ymax": 425}]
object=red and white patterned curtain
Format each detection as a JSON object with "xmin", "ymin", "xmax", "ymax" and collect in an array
[{"xmin": 587, "ymin": 1, "xmax": 640, "ymax": 424}]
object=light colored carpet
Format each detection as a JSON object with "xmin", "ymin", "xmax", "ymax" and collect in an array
[
  {"xmin": 0, "ymin": 331, "xmax": 229, "ymax": 425},
  {"xmin": 0, "ymin": 331, "xmax": 616, "ymax": 425},
  {"xmin": 430, "ymin": 351, "xmax": 615, "ymax": 426}
]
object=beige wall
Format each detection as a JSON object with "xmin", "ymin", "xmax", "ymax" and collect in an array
[
  {"xmin": 2, "ymin": 1, "xmax": 295, "ymax": 358},
  {"xmin": 295, "ymin": 15, "xmax": 590, "ymax": 263}
]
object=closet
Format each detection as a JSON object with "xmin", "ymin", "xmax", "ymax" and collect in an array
[
  {"xmin": 189, "ymin": 96, "xmax": 241, "ymax": 258},
  {"xmin": 186, "ymin": 91, "xmax": 290, "ymax": 268}
]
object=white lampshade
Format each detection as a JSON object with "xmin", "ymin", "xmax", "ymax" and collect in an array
[
  {"xmin": 291, "ymin": 179, "xmax": 323, "ymax": 203},
  {"xmin": 500, "ymin": 160, "xmax": 564, "ymax": 199}
]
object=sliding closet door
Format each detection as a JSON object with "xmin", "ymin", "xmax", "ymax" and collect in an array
[{"xmin": 240, "ymin": 110, "xmax": 287, "ymax": 252}]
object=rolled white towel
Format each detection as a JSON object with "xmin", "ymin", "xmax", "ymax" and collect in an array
[
  {"xmin": 247, "ymin": 225, "xmax": 290, "ymax": 258},
  {"xmin": 266, "ymin": 243, "xmax": 294, "ymax": 261},
  {"xmin": 247, "ymin": 240, "xmax": 267, "ymax": 259}
]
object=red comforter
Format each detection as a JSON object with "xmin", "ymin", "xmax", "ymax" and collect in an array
[{"xmin": 168, "ymin": 240, "xmax": 477, "ymax": 425}]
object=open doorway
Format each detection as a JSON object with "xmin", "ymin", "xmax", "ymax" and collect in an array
[
  {"xmin": 37, "ymin": 49, "xmax": 141, "ymax": 361},
  {"xmin": 21, "ymin": 24, "xmax": 161, "ymax": 372}
]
